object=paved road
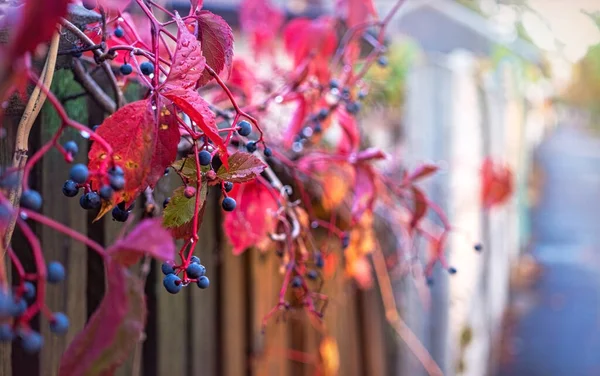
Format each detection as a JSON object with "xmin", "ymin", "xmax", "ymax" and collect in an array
[{"xmin": 498, "ymin": 126, "xmax": 600, "ymax": 376}]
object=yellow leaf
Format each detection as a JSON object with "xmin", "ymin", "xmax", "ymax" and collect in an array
[{"xmin": 320, "ymin": 336, "xmax": 339, "ymax": 376}]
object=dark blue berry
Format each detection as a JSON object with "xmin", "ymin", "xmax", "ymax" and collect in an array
[
  {"xmin": 237, "ymin": 120, "xmax": 252, "ymax": 137},
  {"xmin": 92, "ymin": 125, "xmax": 100, "ymax": 132},
  {"xmin": 111, "ymin": 206, "xmax": 129, "ymax": 222},
  {"xmin": 49, "ymin": 312, "xmax": 69, "ymax": 334},
  {"xmin": 120, "ymin": 63, "xmax": 133, "ymax": 75},
  {"xmin": 329, "ymin": 79, "xmax": 339, "ymax": 89},
  {"xmin": 198, "ymin": 150, "xmax": 212, "ymax": 166},
  {"xmin": 82, "ymin": 0, "xmax": 97, "ymax": 10},
  {"xmin": 341, "ymin": 233, "xmax": 350, "ymax": 249},
  {"xmin": 377, "ymin": 55, "xmax": 388, "ymax": 67},
  {"xmin": 315, "ymin": 253, "xmax": 324, "ymax": 268},
  {"xmin": 291, "ymin": 276, "xmax": 302, "ymax": 288},
  {"xmin": 108, "ymin": 166, "xmax": 124, "ymax": 177},
  {"xmin": 109, "ymin": 175, "xmax": 125, "ymax": 191},
  {"xmin": 163, "ymin": 197, "xmax": 170, "ymax": 208},
  {"xmin": 23, "ymin": 282, "xmax": 36, "ymax": 301},
  {"xmin": 317, "ymin": 109, "xmax": 329, "ymax": 120},
  {"xmin": 474, "ymin": 243, "xmax": 483, "ymax": 252},
  {"xmin": 0, "ymin": 291, "xmax": 14, "ymax": 318},
  {"xmin": 314, "ymin": 124, "xmax": 322, "ymax": 134},
  {"xmin": 0, "ymin": 169, "xmax": 19, "ymax": 189},
  {"xmin": 222, "ymin": 197, "xmax": 236, "ymax": 212},
  {"xmin": 163, "ymin": 274, "xmax": 182, "ymax": 294},
  {"xmin": 140, "ymin": 61, "xmax": 154, "ymax": 75},
  {"xmin": 63, "ymin": 141, "xmax": 78, "ymax": 156},
  {"xmin": 345, "ymin": 102, "xmax": 360, "ymax": 115},
  {"xmin": 20, "ymin": 190, "xmax": 42, "ymax": 211},
  {"xmin": 72, "ymin": 51, "xmax": 83, "ymax": 58},
  {"xmin": 358, "ymin": 91, "xmax": 367, "ymax": 100},
  {"xmin": 196, "ymin": 276, "xmax": 210, "ymax": 289},
  {"xmin": 0, "ymin": 324, "xmax": 14, "ymax": 342},
  {"xmin": 164, "ymin": 168, "xmax": 170, "ymax": 176},
  {"xmin": 307, "ymin": 270, "xmax": 318, "ymax": 280},
  {"xmin": 341, "ymin": 87, "xmax": 350, "ymax": 98},
  {"xmin": 161, "ymin": 262, "xmax": 175, "ymax": 275},
  {"xmin": 80, "ymin": 192, "xmax": 101, "ymax": 210},
  {"xmin": 19, "ymin": 331, "xmax": 43, "ymax": 353},
  {"xmin": 10, "ymin": 298, "xmax": 27, "ymax": 317},
  {"xmin": 47, "ymin": 261, "xmax": 66, "ymax": 283},
  {"xmin": 99, "ymin": 185, "xmax": 113, "ymax": 200},
  {"xmin": 0, "ymin": 203, "xmax": 10, "ymax": 223},
  {"xmin": 426, "ymin": 277, "xmax": 434, "ymax": 286},
  {"xmin": 114, "ymin": 26, "xmax": 124, "ymax": 38},
  {"xmin": 186, "ymin": 263, "xmax": 205, "ymax": 279},
  {"xmin": 69, "ymin": 164, "xmax": 89, "ymax": 184},
  {"xmin": 62, "ymin": 180, "xmax": 79, "ymax": 197},
  {"xmin": 264, "ymin": 147, "xmax": 272, "ymax": 157},
  {"xmin": 190, "ymin": 256, "xmax": 201, "ymax": 264},
  {"xmin": 211, "ymin": 155, "xmax": 223, "ymax": 171},
  {"xmin": 224, "ymin": 181, "xmax": 233, "ymax": 192},
  {"xmin": 448, "ymin": 267, "xmax": 457, "ymax": 275},
  {"xmin": 246, "ymin": 141, "xmax": 257, "ymax": 153}
]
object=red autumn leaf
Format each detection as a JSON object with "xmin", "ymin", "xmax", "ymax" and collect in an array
[
  {"xmin": 162, "ymin": 13, "xmax": 206, "ymax": 92},
  {"xmin": 190, "ymin": 0, "xmax": 203, "ymax": 13},
  {"xmin": 351, "ymin": 165, "xmax": 377, "ymax": 221},
  {"xmin": 58, "ymin": 262, "xmax": 145, "ymax": 376},
  {"xmin": 410, "ymin": 186, "xmax": 428, "ymax": 228},
  {"xmin": 224, "ymin": 181, "xmax": 278, "ymax": 255},
  {"xmin": 97, "ymin": 0, "xmax": 133, "ymax": 11},
  {"xmin": 354, "ymin": 148, "xmax": 388, "ymax": 163},
  {"xmin": 216, "ymin": 152, "xmax": 267, "ymax": 183},
  {"xmin": 88, "ymin": 100, "xmax": 156, "ymax": 208},
  {"xmin": 406, "ymin": 164, "xmax": 439, "ymax": 183},
  {"xmin": 145, "ymin": 104, "xmax": 180, "ymax": 189},
  {"xmin": 193, "ymin": 10, "xmax": 234, "ymax": 87},
  {"xmin": 162, "ymin": 89, "xmax": 229, "ymax": 169},
  {"xmin": 481, "ymin": 158, "xmax": 513, "ymax": 209},
  {"xmin": 6, "ymin": 0, "xmax": 71, "ymax": 60},
  {"xmin": 336, "ymin": 107, "xmax": 360, "ymax": 153},
  {"xmin": 284, "ymin": 95, "xmax": 307, "ymax": 148},
  {"xmin": 239, "ymin": 0, "xmax": 284, "ymax": 57},
  {"xmin": 218, "ymin": 59, "xmax": 257, "ymax": 104},
  {"xmin": 107, "ymin": 218, "xmax": 176, "ymax": 267},
  {"xmin": 339, "ymin": 0, "xmax": 378, "ymax": 29},
  {"xmin": 283, "ymin": 17, "xmax": 337, "ymax": 82}
]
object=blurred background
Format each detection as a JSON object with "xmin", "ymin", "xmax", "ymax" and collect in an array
[{"xmin": 5, "ymin": 0, "xmax": 600, "ymax": 375}]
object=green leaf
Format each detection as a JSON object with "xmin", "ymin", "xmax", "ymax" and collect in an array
[
  {"xmin": 163, "ymin": 183, "xmax": 207, "ymax": 229},
  {"xmin": 171, "ymin": 158, "xmax": 199, "ymax": 182},
  {"xmin": 216, "ymin": 151, "xmax": 267, "ymax": 183}
]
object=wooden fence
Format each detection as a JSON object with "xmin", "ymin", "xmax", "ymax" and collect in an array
[{"xmin": 0, "ymin": 70, "xmax": 397, "ymax": 376}]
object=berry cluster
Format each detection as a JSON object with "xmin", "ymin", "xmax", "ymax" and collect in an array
[
  {"xmin": 57, "ymin": 141, "xmax": 130, "ymax": 222},
  {"xmin": 0, "ymin": 261, "xmax": 68, "ymax": 353},
  {"xmin": 161, "ymin": 256, "xmax": 209, "ymax": 294}
]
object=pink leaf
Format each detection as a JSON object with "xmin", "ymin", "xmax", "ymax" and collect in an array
[
  {"xmin": 162, "ymin": 89, "xmax": 229, "ymax": 169},
  {"xmin": 193, "ymin": 10, "xmax": 234, "ymax": 87},
  {"xmin": 144, "ymin": 103, "xmax": 180, "ymax": 189},
  {"xmin": 58, "ymin": 262, "xmax": 145, "ymax": 376},
  {"xmin": 284, "ymin": 96, "xmax": 307, "ymax": 148},
  {"xmin": 224, "ymin": 182, "xmax": 278, "ymax": 255},
  {"xmin": 239, "ymin": 0, "xmax": 284, "ymax": 57},
  {"xmin": 7, "ymin": 0, "xmax": 71, "ymax": 60},
  {"xmin": 410, "ymin": 186, "xmax": 428, "ymax": 228},
  {"xmin": 161, "ymin": 13, "xmax": 207, "ymax": 91},
  {"xmin": 406, "ymin": 164, "xmax": 439, "ymax": 182},
  {"xmin": 340, "ymin": 0, "xmax": 378, "ymax": 29},
  {"xmin": 336, "ymin": 107, "xmax": 360, "ymax": 153},
  {"xmin": 216, "ymin": 152, "xmax": 267, "ymax": 183},
  {"xmin": 190, "ymin": 0, "xmax": 203, "ymax": 13},
  {"xmin": 108, "ymin": 218, "xmax": 176, "ymax": 267},
  {"xmin": 97, "ymin": 0, "xmax": 133, "ymax": 11},
  {"xmin": 351, "ymin": 165, "xmax": 377, "ymax": 221}
]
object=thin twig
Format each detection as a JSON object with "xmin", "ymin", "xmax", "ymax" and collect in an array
[
  {"xmin": 72, "ymin": 59, "xmax": 116, "ymax": 113},
  {"xmin": 2, "ymin": 31, "xmax": 61, "ymax": 277},
  {"xmin": 60, "ymin": 18, "xmax": 124, "ymax": 108}
]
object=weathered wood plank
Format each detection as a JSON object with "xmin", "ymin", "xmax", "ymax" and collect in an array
[
  {"xmin": 250, "ymin": 249, "xmax": 289, "ymax": 376},
  {"xmin": 221, "ymin": 230, "xmax": 248, "ymax": 376},
  {"xmin": 189, "ymin": 189, "xmax": 218, "ymax": 376}
]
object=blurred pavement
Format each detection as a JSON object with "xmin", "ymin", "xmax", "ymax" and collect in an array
[{"xmin": 497, "ymin": 125, "xmax": 600, "ymax": 376}]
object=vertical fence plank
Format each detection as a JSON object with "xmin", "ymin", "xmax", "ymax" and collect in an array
[
  {"xmin": 221, "ymin": 234, "xmax": 248, "ymax": 376},
  {"xmin": 39, "ymin": 127, "xmax": 88, "ymax": 376},
  {"xmin": 189, "ymin": 190, "xmax": 218, "ymax": 376},
  {"xmin": 250, "ymin": 250, "xmax": 289, "ymax": 376},
  {"xmin": 358, "ymin": 289, "xmax": 388, "ymax": 376}
]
